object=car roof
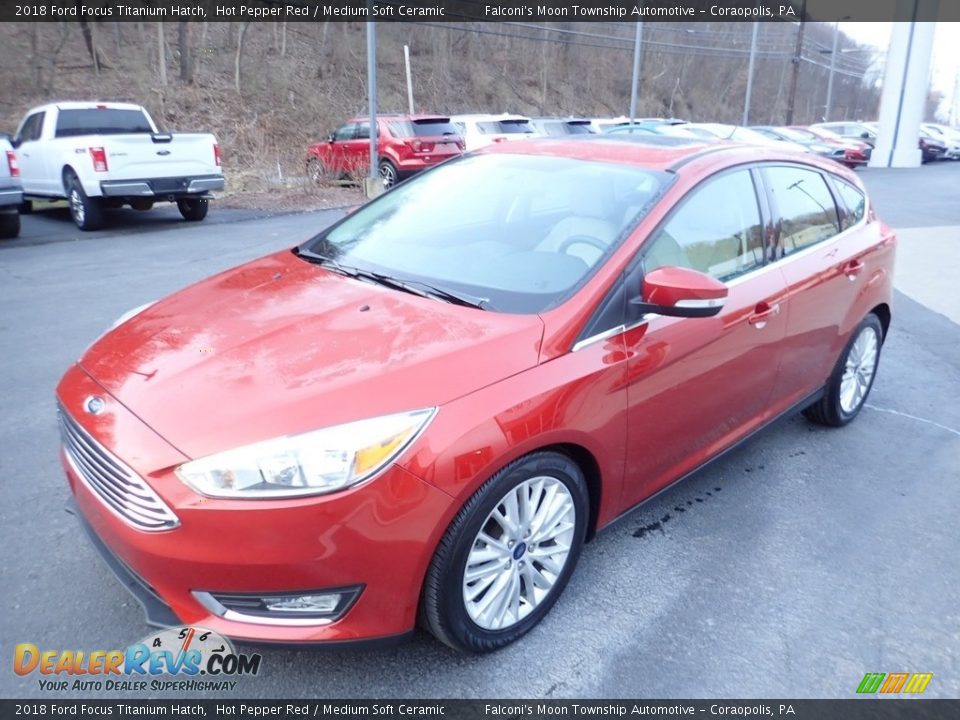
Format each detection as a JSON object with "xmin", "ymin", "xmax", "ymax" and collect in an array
[
  {"xmin": 450, "ymin": 113, "xmax": 531, "ymax": 122},
  {"xmin": 348, "ymin": 114, "xmax": 451, "ymax": 123},
  {"xmin": 28, "ymin": 101, "xmax": 146, "ymax": 113}
]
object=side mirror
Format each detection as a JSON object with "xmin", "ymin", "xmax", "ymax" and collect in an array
[
  {"xmin": 860, "ymin": 131, "xmax": 870, "ymax": 139},
  {"xmin": 328, "ymin": 134, "xmax": 335, "ymax": 143},
  {"xmin": 631, "ymin": 266, "xmax": 728, "ymax": 318}
]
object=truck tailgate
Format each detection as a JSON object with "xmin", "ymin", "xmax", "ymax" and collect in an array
[{"xmin": 101, "ymin": 133, "xmax": 219, "ymax": 179}]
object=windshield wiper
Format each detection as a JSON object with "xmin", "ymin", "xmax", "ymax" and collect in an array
[
  {"xmin": 294, "ymin": 248, "xmax": 490, "ymax": 310},
  {"xmin": 355, "ymin": 269, "xmax": 490, "ymax": 310},
  {"xmin": 293, "ymin": 247, "xmax": 359, "ymax": 278}
]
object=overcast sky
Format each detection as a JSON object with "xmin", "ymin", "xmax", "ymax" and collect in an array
[{"xmin": 840, "ymin": 22, "xmax": 959, "ymax": 122}]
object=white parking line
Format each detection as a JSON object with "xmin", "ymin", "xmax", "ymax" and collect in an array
[{"xmin": 864, "ymin": 403, "xmax": 960, "ymax": 437}]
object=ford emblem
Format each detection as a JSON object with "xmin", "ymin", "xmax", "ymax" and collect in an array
[{"xmin": 83, "ymin": 396, "xmax": 106, "ymax": 415}]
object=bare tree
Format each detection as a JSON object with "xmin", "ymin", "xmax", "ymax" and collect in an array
[
  {"xmin": 178, "ymin": 21, "xmax": 193, "ymax": 83},
  {"xmin": 78, "ymin": 19, "xmax": 107, "ymax": 74},
  {"xmin": 235, "ymin": 21, "xmax": 251, "ymax": 96},
  {"xmin": 157, "ymin": 22, "xmax": 167, "ymax": 86}
]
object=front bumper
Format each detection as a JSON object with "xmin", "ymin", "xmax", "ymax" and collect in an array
[
  {"xmin": 0, "ymin": 185, "xmax": 23, "ymax": 207},
  {"xmin": 57, "ymin": 365, "xmax": 455, "ymax": 644},
  {"xmin": 100, "ymin": 175, "xmax": 224, "ymax": 198}
]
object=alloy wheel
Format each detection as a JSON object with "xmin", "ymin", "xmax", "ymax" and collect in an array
[
  {"xmin": 69, "ymin": 188, "xmax": 84, "ymax": 225},
  {"xmin": 462, "ymin": 476, "xmax": 576, "ymax": 631},
  {"xmin": 839, "ymin": 325, "xmax": 879, "ymax": 414},
  {"xmin": 379, "ymin": 163, "xmax": 397, "ymax": 188}
]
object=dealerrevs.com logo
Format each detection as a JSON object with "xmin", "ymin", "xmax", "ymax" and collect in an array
[{"xmin": 14, "ymin": 626, "xmax": 261, "ymax": 692}]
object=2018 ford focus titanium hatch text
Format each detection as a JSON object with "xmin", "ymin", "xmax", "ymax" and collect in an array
[{"xmin": 57, "ymin": 137, "xmax": 895, "ymax": 652}]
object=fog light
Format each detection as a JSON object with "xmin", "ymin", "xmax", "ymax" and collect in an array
[
  {"xmin": 193, "ymin": 585, "xmax": 363, "ymax": 625},
  {"xmin": 263, "ymin": 594, "xmax": 340, "ymax": 613}
]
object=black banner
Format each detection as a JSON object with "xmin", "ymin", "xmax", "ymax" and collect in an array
[
  {"xmin": 2, "ymin": 700, "xmax": 959, "ymax": 720},
  {"xmin": 1, "ymin": 0, "xmax": 954, "ymax": 24}
]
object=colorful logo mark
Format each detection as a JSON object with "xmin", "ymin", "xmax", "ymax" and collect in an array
[{"xmin": 856, "ymin": 672, "xmax": 933, "ymax": 694}]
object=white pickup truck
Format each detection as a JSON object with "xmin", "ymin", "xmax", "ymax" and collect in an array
[
  {"xmin": 13, "ymin": 101, "xmax": 224, "ymax": 231},
  {"xmin": 0, "ymin": 134, "xmax": 22, "ymax": 239}
]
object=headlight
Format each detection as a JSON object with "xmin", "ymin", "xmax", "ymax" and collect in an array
[
  {"xmin": 85, "ymin": 301, "xmax": 156, "ymax": 354},
  {"xmin": 111, "ymin": 301, "xmax": 156, "ymax": 330},
  {"xmin": 176, "ymin": 409, "xmax": 436, "ymax": 499}
]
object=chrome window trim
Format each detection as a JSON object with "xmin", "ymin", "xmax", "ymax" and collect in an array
[
  {"xmin": 571, "ymin": 208, "xmax": 868, "ymax": 351},
  {"xmin": 570, "ymin": 164, "xmax": 869, "ymax": 353},
  {"xmin": 726, "ymin": 211, "xmax": 867, "ymax": 288}
]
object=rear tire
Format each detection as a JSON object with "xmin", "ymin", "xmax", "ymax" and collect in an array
[
  {"xmin": 66, "ymin": 173, "xmax": 104, "ymax": 231},
  {"xmin": 378, "ymin": 159, "xmax": 398, "ymax": 188},
  {"xmin": 804, "ymin": 313, "xmax": 883, "ymax": 427},
  {"xmin": 177, "ymin": 197, "xmax": 208, "ymax": 222},
  {"xmin": 0, "ymin": 210, "xmax": 20, "ymax": 239},
  {"xmin": 420, "ymin": 451, "xmax": 588, "ymax": 653}
]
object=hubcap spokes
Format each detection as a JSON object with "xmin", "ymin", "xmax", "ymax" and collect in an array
[
  {"xmin": 70, "ymin": 189, "xmax": 84, "ymax": 224},
  {"xmin": 463, "ymin": 476, "xmax": 576, "ymax": 631},
  {"xmin": 839, "ymin": 327, "xmax": 878, "ymax": 414}
]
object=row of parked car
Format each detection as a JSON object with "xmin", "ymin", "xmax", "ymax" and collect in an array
[{"xmin": 306, "ymin": 112, "xmax": 960, "ymax": 189}]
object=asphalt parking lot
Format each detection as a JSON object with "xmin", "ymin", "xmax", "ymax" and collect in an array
[{"xmin": 2, "ymin": 163, "xmax": 959, "ymax": 699}]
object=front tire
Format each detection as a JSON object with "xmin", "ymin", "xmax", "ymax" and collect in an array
[
  {"xmin": 307, "ymin": 158, "xmax": 327, "ymax": 185},
  {"xmin": 804, "ymin": 313, "xmax": 883, "ymax": 427},
  {"xmin": 66, "ymin": 173, "xmax": 104, "ymax": 231},
  {"xmin": 0, "ymin": 210, "xmax": 20, "ymax": 239},
  {"xmin": 420, "ymin": 451, "xmax": 588, "ymax": 653},
  {"xmin": 177, "ymin": 197, "xmax": 208, "ymax": 222}
]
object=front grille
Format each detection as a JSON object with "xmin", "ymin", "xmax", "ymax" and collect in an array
[{"xmin": 58, "ymin": 406, "xmax": 179, "ymax": 532}]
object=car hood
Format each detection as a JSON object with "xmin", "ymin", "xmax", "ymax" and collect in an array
[{"xmin": 80, "ymin": 250, "xmax": 544, "ymax": 460}]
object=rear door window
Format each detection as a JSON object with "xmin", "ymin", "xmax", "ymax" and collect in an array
[
  {"xmin": 764, "ymin": 166, "xmax": 840, "ymax": 256},
  {"xmin": 833, "ymin": 179, "xmax": 866, "ymax": 229},
  {"xmin": 643, "ymin": 169, "xmax": 765, "ymax": 282}
]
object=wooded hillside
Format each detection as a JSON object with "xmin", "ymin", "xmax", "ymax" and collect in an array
[{"xmin": 0, "ymin": 21, "xmax": 886, "ymax": 194}]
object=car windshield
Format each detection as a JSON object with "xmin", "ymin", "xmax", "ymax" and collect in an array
[
  {"xmin": 55, "ymin": 109, "xmax": 154, "ymax": 137},
  {"xmin": 388, "ymin": 119, "xmax": 460, "ymax": 138},
  {"xmin": 300, "ymin": 153, "xmax": 668, "ymax": 314}
]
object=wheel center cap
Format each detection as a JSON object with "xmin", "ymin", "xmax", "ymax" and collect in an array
[{"xmin": 513, "ymin": 542, "xmax": 527, "ymax": 560}]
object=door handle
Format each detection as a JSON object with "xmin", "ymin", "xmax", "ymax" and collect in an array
[
  {"xmin": 748, "ymin": 302, "xmax": 780, "ymax": 329},
  {"xmin": 844, "ymin": 259, "xmax": 865, "ymax": 280}
]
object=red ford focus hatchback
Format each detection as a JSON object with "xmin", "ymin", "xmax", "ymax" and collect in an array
[{"xmin": 57, "ymin": 136, "xmax": 895, "ymax": 652}]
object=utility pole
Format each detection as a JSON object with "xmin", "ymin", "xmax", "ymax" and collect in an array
[
  {"xmin": 743, "ymin": 21, "xmax": 759, "ymax": 125},
  {"xmin": 824, "ymin": 21, "xmax": 840, "ymax": 122},
  {"xmin": 628, "ymin": 22, "xmax": 644, "ymax": 122},
  {"xmin": 785, "ymin": 0, "xmax": 807, "ymax": 125},
  {"xmin": 366, "ymin": 21, "xmax": 379, "ymax": 193},
  {"xmin": 404, "ymin": 45, "xmax": 415, "ymax": 114}
]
